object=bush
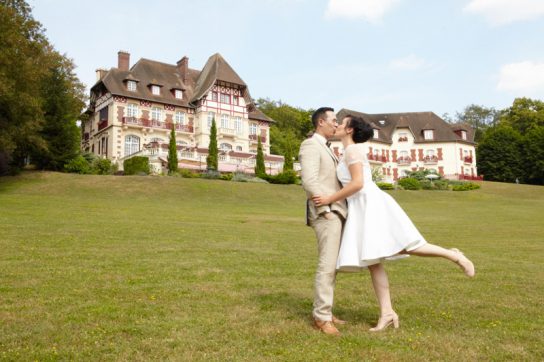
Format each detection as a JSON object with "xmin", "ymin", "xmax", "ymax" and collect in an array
[
  {"xmin": 92, "ymin": 158, "xmax": 114, "ymax": 175},
  {"xmin": 406, "ymin": 169, "xmax": 442, "ymax": 182},
  {"xmin": 220, "ymin": 173, "xmax": 233, "ymax": 181},
  {"xmin": 376, "ymin": 182, "xmax": 394, "ymax": 190},
  {"xmin": 123, "ymin": 157, "xmax": 150, "ymax": 175},
  {"xmin": 398, "ymin": 177, "xmax": 421, "ymax": 190},
  {"xmin": 201, "ymin": 169, "xmax": 221, "ymax": 179},
  {"xmin": 264, "ymin": 170, "xmax": 298, "ymax": 184},
  {"xmin": 232, "ymin": 172, "xmax": 250, "ymax": 182},
  {"xmin": 178, "ymin": 169, "xmax": 200, "ymax": 178},
  {"xmin": 452, "ymin": 182, "xmax": 481, "ymax": 191},
  {"xmin": 64, "ymin": 155, "xmax": 91, "ymax": 174}
]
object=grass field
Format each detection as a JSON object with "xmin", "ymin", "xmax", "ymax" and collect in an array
[{"xmin": 0, "ymin": 172, "xmax": 542, "ymax": 361}]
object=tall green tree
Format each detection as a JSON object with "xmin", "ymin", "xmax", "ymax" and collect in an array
[
  {"xmin": 500, "ymin": 97, "xmax": 544, "ymax": 134},
  {"xmin": 476, "ymin": 125, "xmax": 524, "ymax": 183},
  {"xmin": 255, "ymin": 137, "xmax": 266, "ymax": 177},
  {"xmin": 167, "ymin": 124, "xmax": 178, "ymax": 174},
  {"xmin": 206, "ymin": 118, "xmax": 218, "ymax": 171},
  {"xmin": 522, "ymin": 126, "xmax": 544, "ymax": 185},
  {"xmin": 283, "ymin": 143, "xmax": 293, "ymax": 172}
]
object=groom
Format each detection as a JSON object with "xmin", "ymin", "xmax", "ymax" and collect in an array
[{"xmin": 299, "ymin": 107, "xmax": 348, "ymax": 336}]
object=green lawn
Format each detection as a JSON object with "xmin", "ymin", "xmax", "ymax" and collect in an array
[{"xmin": 1, "ymin": 172, "xmax": 542, "ymax": 361}]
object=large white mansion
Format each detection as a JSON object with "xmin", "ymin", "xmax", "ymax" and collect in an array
[
  {"xmin": 331, "ymin": 109, "xmax": 480, "ymax": 182},
  {"xmin": 82, "ymin": 51, "xmax": 284, "ymax": 174}
]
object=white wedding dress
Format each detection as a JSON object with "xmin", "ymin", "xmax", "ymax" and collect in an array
[{"xmin": 336, "ymin": 144, "xmax": 427, "ymax": 272}]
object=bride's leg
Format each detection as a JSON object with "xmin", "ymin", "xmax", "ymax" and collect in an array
[
  {"xmin": 402, "ymin": 244, "xmax": 475, "ymax": 277},
  {"xmin": 367, "ymin": 263, "xmax": 399, "ymax": 331}
]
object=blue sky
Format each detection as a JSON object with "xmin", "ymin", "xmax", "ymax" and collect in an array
[{"xmin": 28, "ymin": 0, "xmax": 544, "ymax": 117}]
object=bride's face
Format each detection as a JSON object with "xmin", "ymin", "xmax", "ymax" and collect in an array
[{"xmin": 336, "ymin": 117, "xmax": 352, "ymax": 139}]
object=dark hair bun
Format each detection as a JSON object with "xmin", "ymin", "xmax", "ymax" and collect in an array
[{"xmin": 346, "ymin": 115, "xmax": 374, "ymax": 143}]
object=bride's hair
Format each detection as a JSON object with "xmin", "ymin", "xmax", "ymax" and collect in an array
[{"xmin": 345, "ymin": 115, "xmax": 374, "ymax": 143}]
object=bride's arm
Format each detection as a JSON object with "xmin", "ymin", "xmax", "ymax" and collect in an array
[{"xmin": 312, "ymin": 162, "xmax": 364, "ymax": 206}]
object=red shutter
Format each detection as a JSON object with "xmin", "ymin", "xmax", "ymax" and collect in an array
[
  {"xmin": 392, "ymin": 150, "xmax": 397, "ymax": 162},
  {"xmin": 393, "ymin": 168, "xmax": 398, "ymax": 180},
  {"xmin": 437, "ymin": 148, "xmax": 443, "ymax": 161},
  {"xmin": 411, "ymin": 149, "xmax": 416, "ymax": 160},
  {"xmin": 418, "ymin": 149, "xmax": 423, "ymax": 161}
]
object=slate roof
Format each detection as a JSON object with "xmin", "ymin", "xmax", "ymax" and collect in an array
[{"xmin": 336, "ymin": 108, "xmax": 475, "ymax": 144}]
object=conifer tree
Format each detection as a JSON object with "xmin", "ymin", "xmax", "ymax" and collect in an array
[
  {"xmin": 283, "ymin": 144, "xmax": 293, "ymax": 172},
  {"xmin": 206, "ymin": 118, "xmax": 218, "ymax": 171},
  {"xmin": 255, "ymin": 137, "xmax": 266, "ymax": 177},
  {"xmin": 167, "ymin": 124, "xmax": 178, "ymax": 174}
]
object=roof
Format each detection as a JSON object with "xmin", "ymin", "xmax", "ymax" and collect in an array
[{"xmin": 336, "ymin": 108, "xmax": 476, "ymax": 144}]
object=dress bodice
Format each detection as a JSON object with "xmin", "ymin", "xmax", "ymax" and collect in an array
[{"xmin": 337, "ymin": 144, "xmax": 375, "ymax": 193}]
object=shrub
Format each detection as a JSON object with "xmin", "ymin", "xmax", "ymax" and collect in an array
[
  {"xmin": 201, "ymin": 169, "xmax": 221, "ymax": 179},
  {"xmin": 220, "ymin": 173, "xmax": 233, "ymax": 181},
  {"xmin": 376, "ymin": 182, "xmax": 394, "ymax": 190},
  {"xmin": 398, "ymin": 177, "xmax": 421, "ymax": 190},
  {"xmin": 452, "ymin": 182, "xmax": 481, "ymax": 191},
  {"xmin": 123, "ymin": 157, "xmax": 150, "ymax": 175},
  {"xmin": 64, "ymin": 155, "xmax": 91, "ymax": 174},
  {"xmin": 92, "ymin": 158, "xmax": 114, "ymax": 175},
  {"xmin": 232, "ymin": 172, "xmax": 250, "ymax": 182},
  {"xmin": 406, "ymin": 169, "xmax": 441, "ymax": 182},
  {"xmin": 178, "ymin": 169, "xmax": 200, "ymax": 178},
  {"xmin": 264, "ymin": 170, "xmax": 298, "ymax": 184}
]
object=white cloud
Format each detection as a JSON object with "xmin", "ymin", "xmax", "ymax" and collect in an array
[
  {"xmin": 325, "ymin": 0, "xmax": 401, "ymax": 23},
  {"xmin": 389, "ymin": 54, "xmax": 428, "ymax": 71},
  {"xmin": 464, "ymin": 0, "xmax": 544, "ymax": 25},
  {"xmin": 497, "ymin": 61, "xmax": 544, "ymax": 93}
]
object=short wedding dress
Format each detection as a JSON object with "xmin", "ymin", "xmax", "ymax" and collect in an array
[{"xmin": 336, "ymin": 144, "xmax": 427, "ymax": 272}]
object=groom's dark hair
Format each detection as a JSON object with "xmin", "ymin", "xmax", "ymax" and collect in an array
[{"xmin": 311, "ymin": 107, "xmax": 334, "ymax": 128}]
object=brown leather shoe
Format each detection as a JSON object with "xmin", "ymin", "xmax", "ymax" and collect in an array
[
  {"xmin": 313, "ymin": 319, "xmax": 341, "ymax": 336},
  {"xmin": 332, "ymin": 315, "xmax": 347, "ymax": 325}
]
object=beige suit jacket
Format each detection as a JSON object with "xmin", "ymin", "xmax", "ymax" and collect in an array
[{"xmin": 299, "ymin": 134, "xmax": 347, "ymax": 224}]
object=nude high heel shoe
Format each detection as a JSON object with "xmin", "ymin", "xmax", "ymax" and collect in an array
[
  {"xmin": 451, "ymin": 248, "xmax": 475, "ymax": 277},
  {"xmin": 369, "ymin": 312, "xmax": 399, "ymax": 332}
]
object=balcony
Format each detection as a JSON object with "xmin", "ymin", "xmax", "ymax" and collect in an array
[
  {"xmin": 460, "ymin": 174, "xmax": 482, "ymax": 181},
  {"xmin": 122, "ymin": 117, "xmax": 193, "ymax": 133},
  {"xmin": 423, "ymin": 155, "xmax": 439, "ymax": 164},
  {"xmin": 249, "ymin": 134, "xmax": 266, "ymax": 143},
  {"xmin": 397, "ymin": 156, "xmax": 412, "ymax": 165},
  {"xmin": 218, "ymin": 127, "xmax": 237, "ymax": 138},
  {"xmin": 464, "ymin": 156, "xmax": 473, "ymax": 164},
  {"xmin": 367, "ymin": 154, "xmax": 387, "ymax": 163},
  {"xmin": 98, "ymin": 120, "xmax": 108, "ymax": 131}
]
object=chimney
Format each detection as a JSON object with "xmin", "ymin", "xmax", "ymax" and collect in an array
[
  {"xmin": 177, "ymin": 56, "xmax": 189, "ymax": 84},
  {"xmin": 95, "ymin": 68, "xmax": 107, "ymax": 81},
  {"xmin": 118, "ymin": 50, "xmax": 130, "ymax": 71}
]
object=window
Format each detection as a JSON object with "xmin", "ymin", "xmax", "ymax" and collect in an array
[
  {"xmin": 234, "ymin": 117, "xmax": 242, "ymax": 134},
  {"xmin": 220, "ymin": 143, "xmax": 233, "ymax": 151},
  {"xmin": 99, "ymin": 107, "xmax": 108, "ymax": 122},
  {"xmin": 424, "ymin": 130, "xmax": 434, "ymax": 140},
  {"xmin": 151, "ymin": 85, "xmax": 160, "ymax": 95},
  {"xmin": 373, "ymin": 129, "xmax": 379, "ymax": 138},
  {"xmin": 101, "ymin": 137, "xmax": 107, "ymax": 155},
  {"xmin": 220, "ymin": 93, "xmax": 230, "ymax": 104},
  {"xmin": 127, "ymin": 104, "xmax": 139, "ymax": 118},
  {"xmin": 233, "ymin": 96, "xmax": 239, "ymax": 105},
  {"xmin": 250, "ymin": 123, "xmax": 258, "ymax": 135},
  {"xmin": 175, "ymin": 111, "xmax": 185, "ymax": 124},
  {"xmin": 221, "ymin": 114, "xmax": 229, "ymax": 129},
  {"xmin": 461, "ymin": 130, "xmax": 467, "ymax": 140},
  {"xmin": 426, "ymin": 149, "xmax": 436, "ymax": 157},
  {"xmin": 174, "ymin": 89, "xmax": 183, "ymax": 99},
  {"xmin": 151, "ymin": 107, "xmax": 162, "ymax": 121},
  {"xmin": 211, "ymin": 92, "xmax": 218, "ymax": 101},
  {"xmin": 398, "ymin": 132, "xmax": 408, "ymax": 142},
  {"xmin": 207, "ymin": 112, "xmax": 215, "ymax": 128},
  {"xmin": 127, "ymin": 81, "xmax": 137, "ymax": 92},
  {"xmin": 236, "ymin": 146, "xmax": 242, "ymax": 151},
  {"xmin": 124, "ymin": 135, "xmax": 140, "ymax": 156}
]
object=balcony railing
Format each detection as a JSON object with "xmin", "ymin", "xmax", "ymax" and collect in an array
[
  {"xmin": 122, "ymin": 117, "xmax": 193, "ymax": 133},
  {"xmin": 464, "ymin": 156, "xmax": 473, "ymax": 164},
  {"xmin": 397, "ymin": 156, "xmax": 412, "ymax": 165},
  {"xmin": 423, "ymin": 155, "xmax": 439, "ymax": 164},
  {"xmin": 249, "ymin": 134, "xmax": 266, "ymax": 143},
  {"xmin": 460, "ymin": 174, "xmax": 482, "ymax": 181},
  {"xmin": 98, "ymin": 120, "xmax": 108, "ymax": 131},
  {"xmin": 367, "ymin": 154, "xmax": 387, "ymax": 162},
  {"xmin": 219, "ymin": 127, "xmax": 237, "ymax": 136}
]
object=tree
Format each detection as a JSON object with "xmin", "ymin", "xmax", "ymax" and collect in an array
[
  {"xmin": 476, "ymin": 126, "xmax": 524, "ymax": 183},
  {"xmin": 255, "ymin": 137, "xmax": 266, "ymax": 177},
  {"xmin": 499, "ymin": 97, "xmax": 544, "ymax": 134},
  {"xmin": 283, "ymin": 143, "xmax": 293, "ymax": 172},
  {"xmin": 206, "ymin": 117, "xmax": 218, "ymax": 171},
  {"xmin": 454, "ymin": 104, "xmax": 499, "ymax": 143},
  {"xmin": 167, "ymin": 124, "xmax": 178, "ymax": 174},
  {"xmin": 522, "ymin": 126, "xmax": 544, "ymax": 185}
]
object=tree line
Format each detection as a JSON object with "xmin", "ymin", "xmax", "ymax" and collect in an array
[{"xmin": 0, "ymin": 0, "xmax": 86, "ymax": 175}]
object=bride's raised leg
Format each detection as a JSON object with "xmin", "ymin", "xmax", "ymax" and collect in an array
[
  {"xmin": 402, "ymin": 244, "xmax": 475, "ymax": 277},
  {"xmin": 368, "ymin": 263, "xmax": 399, "ymax": 331}
]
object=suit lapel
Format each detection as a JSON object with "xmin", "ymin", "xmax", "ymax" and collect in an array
[{"xmin": 312, "ymin": 134, "xmax": 338, "ymax": 163}]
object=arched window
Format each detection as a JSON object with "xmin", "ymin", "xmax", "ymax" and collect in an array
[
  {"xmin": 236, "ymin": 146, "xmax": 243, "ymax": 151},
  {"xmin": 125, "ymin": 135, "xmax": 140, "ymax": 156},
  {"xmin": 220, "ymin": 143, "xmax": 232, "ymax": 151}
]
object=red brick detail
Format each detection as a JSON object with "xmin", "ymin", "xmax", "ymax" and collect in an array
[
  {"xmin": 438, "ymin": 166, "xmax": 444, "ymax": 175},
  {"xmin": 418, "ymin": 149, "xmax": 423, "ymax": 161},
  {"xmin": 411, "ymin": 149, "xmax": 416, "ymax": 160},
  {"xmin": 141, "ymin": 110, "xmax": 150, "ymax": 119},
  {"xmin": 393, "ymin": 168, "xmax": 398, "ymax": 181},
  {"xmin": 392, "ymin": 150, "xmax": 397, "ymax": 162},
  {"xmin": 165, "ymin": 113, "xmax": 173, "ymax": 122},
  {"xmin": 437, "ymin": 148, "xmax": 443, "ymax": 160}
]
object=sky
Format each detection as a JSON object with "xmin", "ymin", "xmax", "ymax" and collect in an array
[{"xmin": 28, "ymin": 0, "xmax": 544, "ymax": 118}]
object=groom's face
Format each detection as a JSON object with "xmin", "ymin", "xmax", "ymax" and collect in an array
[{"xmin": 320, "ymin": 111, "xmax": 338, "ymax": 139}]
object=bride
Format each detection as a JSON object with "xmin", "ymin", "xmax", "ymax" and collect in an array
[{"xmin": 312, "ymin": 115, "xmax": 475, "ymax": 332}]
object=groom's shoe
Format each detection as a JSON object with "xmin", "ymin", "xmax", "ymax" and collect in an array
[
  {"xmin": 313, "ymin": 319, "xmax": 341, "ymax": 336},
  {"xmin": 332, "ymin": 315, "xmax": 347, "ymax": 325}
]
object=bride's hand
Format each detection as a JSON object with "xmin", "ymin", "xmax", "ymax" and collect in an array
[{"xmin": 312, "ymin": 195, "xmax": 331, "ymax": 206}]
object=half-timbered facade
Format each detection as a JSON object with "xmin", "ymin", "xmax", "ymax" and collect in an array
[
  {"xmin": 331, "ymin": 109, "xmax": 480, "ymax": 182},
  {"xmin": 82, "ymin": 51, "xmax": 283, "ymax": 174}
]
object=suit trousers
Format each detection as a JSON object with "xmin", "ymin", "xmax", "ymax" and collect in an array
[{"xmin": 311, "ymin": 213, "xmax": 343, "ymax": 321}]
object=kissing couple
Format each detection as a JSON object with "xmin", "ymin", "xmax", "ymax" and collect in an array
[{"xmin": 299, "ymin": 107, "xmax": 475, "ymax": 336}]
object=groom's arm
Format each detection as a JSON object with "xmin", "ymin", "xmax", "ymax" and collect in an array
[{"xmin": 299, "ymin": 140, "xmax": 329, "ymax": 215}]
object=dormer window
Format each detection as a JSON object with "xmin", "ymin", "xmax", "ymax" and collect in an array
[
  {"xmin": 174, "ymin": 89, "xmax": 183, "ymax": 99},
  {"xmin": 398, "ymin": 132, "xmax": 408, "ymax": 142},
  {"xmin": 151, "ymin": 85, "xmax": 160, "ymax": 95},
  {"xmin": 424, "ymin": 130, "xmax": 434, "ymax": 140},
  {"xmin": 461, "ymin": 130, "xmax": 467, "ymax": 140},
  {"xmin": 127, "ymin": 81, "xmax": 137, "ymax": 92},
  {"xmin": 373, "ymin": 129, "xmax": 379, "ymax": 138}
]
